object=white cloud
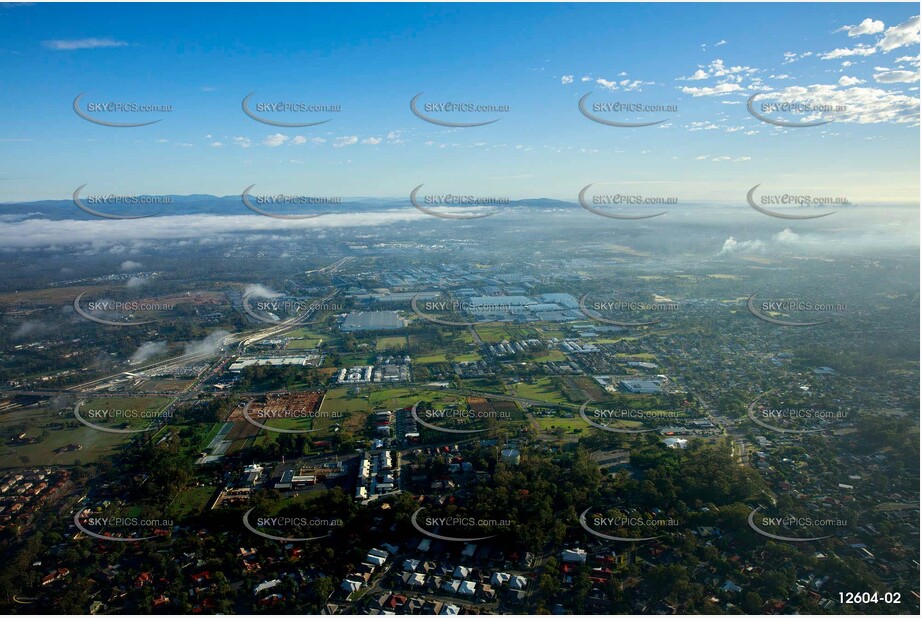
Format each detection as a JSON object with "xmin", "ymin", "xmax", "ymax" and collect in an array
[
  {"xmin": 233, "ymin": 137, "xmax": 252, "ymax": 148},
  {"xmin": 838, "ymin": 75, "xmax": 865, "ymax": 86},
  {"xmin": 290, "ymin": 136, "xmax": 307, "ymax": 145},
  {"xmin": 821, "ymin": 44, "xmax": 877, "ymax": 60},
  {"xmin": 210, "ymin": 141, "xmax": 224, "ymax": 148},
  {"xmin": 561, "ymin": 75, "xmax": 574, "ymax": 85},
  {"xmin": 596, "ymin": 78, "xmax": 618, "ymax": 90},
  {"xmin": 262, "ymin": 133, "xmax": 289, "ymax": 147},
  {"xmin": 361, "ymin": 137, "xmax": 382, "ymax": 145},
  {"xmin": 760, "ymin": 84, "xmax": 919, "ymax": 124},
  {"xmin": 680, "ymin": 83, "xmax": 743, "ymax": 97},
  {"xmin": 716, "ymin": 39, "xmax": 727, "ymax": 46},
  {"xmin": 873, "ymin": 69, "xmax": 920, "ymax": 83},
  {"xmin": 333, "ymin": 136, "xmax": 358, "ymax": 148},
  {"xmin": 878, "ymin": 15, "xmax": 920, "ymax": 52},
  {"xmin": 783, "ymin": 51, "xmax": 814, "ymax": 64},
  {"xmin": 120, "ymin": 260, "xmax": 143, "ymax": 271},
  {"xmin": 841, "ymin": 18, "xmax": 885, "ymax": 37},
  {"xmin": 42, "ymin": 38, "xmax": 128, "ymax": 50}
]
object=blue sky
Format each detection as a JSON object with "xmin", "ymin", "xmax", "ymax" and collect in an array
[{"xmin": 0, "ymin": 3, "xmax": 918, "ymax": 203}]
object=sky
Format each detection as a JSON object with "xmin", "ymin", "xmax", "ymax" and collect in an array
[{"xmin": 0, "ymin": 2, "xmax": 919, "ymax": 204}]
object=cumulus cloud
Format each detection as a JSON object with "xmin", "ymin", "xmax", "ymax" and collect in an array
[
  {"xmin": 878, "ymin": 15, "xmax": 920, "ymax": 52},
  {"xmin": 233, "ymin": 137, "xmax": 251, "ymax": 148},
  {"xmin": 263, "ymin": 133, "xmax": 289, "ymax": 147},
  {"xmin": 561, "ymin": 75, "xmax": 573, "ymax": 85},
  {"xmin": 120, "ymin": 260, "xmax": 143, "ymax": 271},
  {"xmin": 783, "ymin": 51, "xmax": 813, "ymax": 64},
  {"xmin": 838, "ymin": 75, "xmax": 865, "ymax": 86},
  {"xmin": 125, "ymin": 276, "xmax": 147, "ymax": 289},
  {"xmin": 759, "ymin": 84, "xmax": 919, "ymax": 124},
  {"xmin": 873, "ymin": 69, "xmax": 920, "ymax": 83},
  {"xmin": 840, "ymin": 18, "xmax": 885, "ymax": 37},
  {"xmin": 361, "ymin": 137, "xmax": 382, "ymax": 145},
  {"xmin": 680, "ymin": 83, "xmax": 743, "ymax": 96},
  {"xmin": 596, "ymin": 78, "xmax": 618, "ymax": 90},
  {"xmin": 821, "ymin": 44, "xmax": 877, "ymax": 60},
  {"xmin": 333, "ymin": 136, "xmax": 358, "ymax": 148}
]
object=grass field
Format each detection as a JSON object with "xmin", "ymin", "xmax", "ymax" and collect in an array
[
  {"xmin": 375, "ymin": 336, "xmax": 408, "ymax": 351},
  {"xmin": 534, "ymin": 417, "xmax": 591, "ymax": 433},
  {"xmin": 0, "ymin": 407, "xmax": 124, "ymax": 468},
  {"xmin": 320, "ymin": 388, "xmax": 371, "ymax": 414},
  {"xmin": 0, "ymin": 396, "xmax": 172, "ymax": 468},
  {"xmin": 286, "ymin": 337, "xmax": 323, "ymax": 350},
  {"xmin": 533, "ymin": 349, "xmax": 567, "ymax": 363},
  {"xmin": 168, "ymin": 486, "xmax": 218, "ymax": 519},
  {"xmin": 513, "ymin": 378, "xmax": 570, "ymax": 405},
  {"xmin": 415, "ymin": 353, "xmax": 447, "ymax": 364}
]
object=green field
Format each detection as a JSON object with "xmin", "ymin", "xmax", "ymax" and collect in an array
[
  {"xmin": 473, "ymin": 324, "xmax": 539, "ymax": 343},
  {"xmin": 375, "ymin": 336, "xmax": 408, "ymax": 351},
  {"xmin": 0, "ymin": 396, "xmax": 173, "ymax": 468},
  {"xmin": 533, "ymin": 349, "xmax": 567, "ymax": 363},
  {"xmin": 0, "ymin": 407, "xmax": 124, "ymax": 468},
  {"xmin": 534, "ymin": 417, "xmax": 592, "ymax": 433},
  {"xmin": 286, "ymin": 337, "xmax": 323, "ymax": 350},
  {"xmin": 168, "ymin": 486, "xmax": 218, "ymax": 519},
  {"xmin": 513, "ymin": 378, "xmax": 570, "ymax": 405},
  {"xmin": 320, "ymin": 388, "xmax": 371, "ymax": 414}
]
